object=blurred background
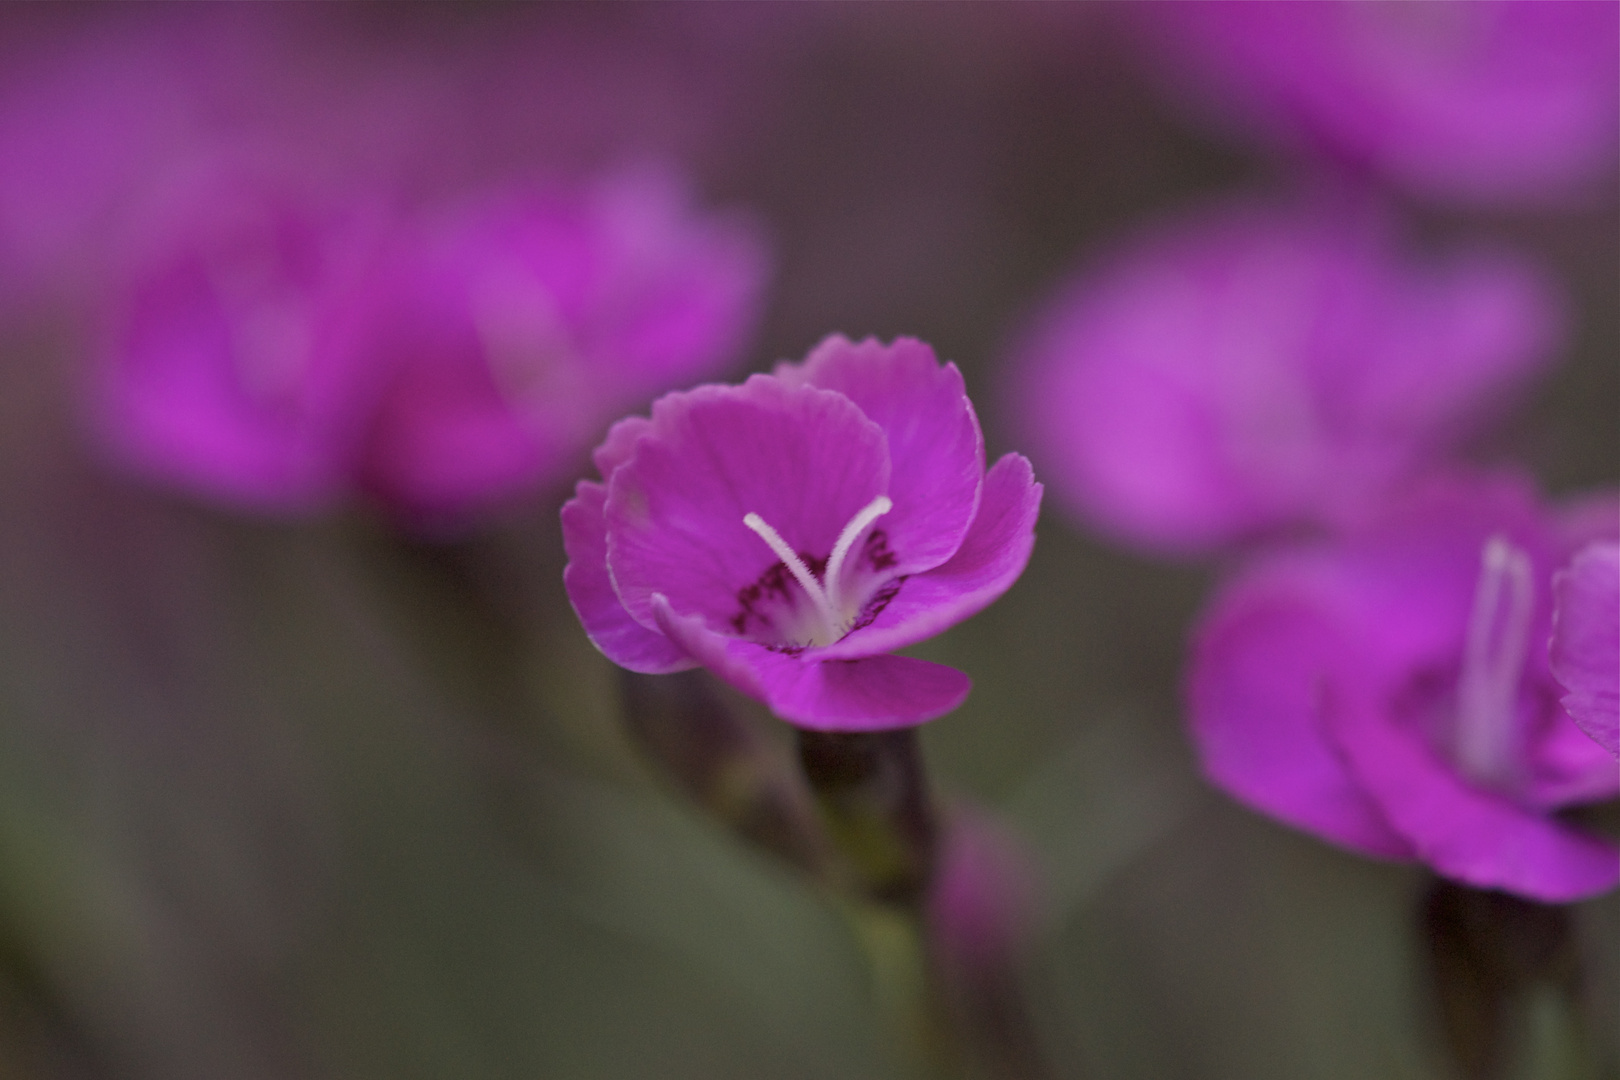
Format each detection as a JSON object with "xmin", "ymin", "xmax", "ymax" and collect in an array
[{"xmin": 0, "ymin": 4, "xmax": 1615, "ymax": 1078}]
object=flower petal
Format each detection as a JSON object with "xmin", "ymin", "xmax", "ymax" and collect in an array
[
  {"xmin": 605, "ymin": 376, "xmax": 890, "ymax": 631},
  {"xmin": 592, "ymin": 413, "xmax": 654, "ymax": 478},
  {"xmin": 781, "ymin": 336, "xmax": 985, "ymax": 574},
  {"xmin": 1523, "ymin": 702, "xmax": 1620, "ymax": 807},
  {"xmin": 1325, "ymin": 684, "xmax": 1620, "ymax": 902},
  {"xmin": 819, "ymin": 453, "xmax": 1042, "ymax": 660},
  {"xmin": 651, "ymin": 595, "xmax": 970, "ymax": 730},
  {"xmin": 1186, "ymin": 581, "xmax": 1417, "ymax": 860},
  {"xmin": 1550, "ymin": 542, "xmax": 1620, "ymax": 758},
  {"xmin": 561, "ymin": 480, "xmax": 694, "ymax": 674}
]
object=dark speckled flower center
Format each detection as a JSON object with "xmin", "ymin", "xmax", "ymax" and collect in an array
[{"xmin": 740, "ymin": 495, "xmax": 893, "ymax": 648}]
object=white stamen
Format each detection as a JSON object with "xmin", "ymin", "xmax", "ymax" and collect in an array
[
  {"xmin": 742, "ymin": 494, "xmax": 894, "ymax": 647},
  {"xmin": 824, "ymin": 495, "xmax": 893, "ymax": 615},
  {"xmin": 1454, "ymin": 534, "xmax": 1534, "ymax": 789},
  {"xmin": 742, "ymin": 512, "xmax": 843, "ymax": 639}
]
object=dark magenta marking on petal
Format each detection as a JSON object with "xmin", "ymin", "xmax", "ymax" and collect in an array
[
  {"xmin": 729, "ymin": 552, "xmax": 826, "ymax": 641},
  {"xmin": 849, "ymin": 577, "xmax": 904, "ymax": 635}
]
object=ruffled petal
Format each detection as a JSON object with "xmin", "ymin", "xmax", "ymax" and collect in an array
[
  {"xmin": 819, "ymin": 453, "xmax": 1041, "ymax": 660},
  {"xmin": 592, "ymin": 414, "xmax": 654, "ymax": 478},
  {"xmin": 651, "ymin": 596, "xmax": 970, "ymax": 730},
  {"xmin": 1326, "ymin": 685, "xmax": 1620, "ymax": 902},
  {"xmin": 561, "ymin": 481, "xmax": 694, "ymax": 674},
  {"xmin": 1185, "ymin": 580, "xmax": 1417, "ymax": 859},
  {"xmin": 782, "ymin": 336, "xmax": 985, "ymax": 574},
  {"xmin": 605, "ymin": 376, "xmax": 890, "ymax": 630},
  {"xmin": 1550, "ymin": 542, "xmax": 1620, "ymax": 757}
]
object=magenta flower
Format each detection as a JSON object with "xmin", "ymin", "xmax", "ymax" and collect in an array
[
  {"xmin": 1008, "ymin": 199, "xmax": 1562, "ymax": 556},
  {"xmin": 1550, "ymin": 541, "xmax": 1620, "ymax": 758},
  {"xmin": 1134, "ymin": 0, "xmax": 1620, "ymax": 206},
  {"xmin": 355, "ymin": 168, "xmax": 769, "ymax": 523},
  {"xmin": 91, "ymin": 160, "xmax": 768, "ymax": 525},
  {"xmin": 562, "ymin": 336, "xmax": 1042, "ymax": 730},
  {"xmin": 90, "ymin": 157, "xmax": 394, "ymax": 513},
  {"xmin": 1186, "ymin": 473, "xmax": 1619, "ymax": 901}
]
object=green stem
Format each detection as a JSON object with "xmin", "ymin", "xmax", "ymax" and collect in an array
[
  {"xmin": 796, "ymin": 728, "xmax": 960, "ymax": 1078},
  {"xmin": 795, "ymin": 728, "xmax": 938, "ymax": 906},
  {"xmin": 1422, "ymin": 878, "xmax": 1598, "ymax": 1080}
]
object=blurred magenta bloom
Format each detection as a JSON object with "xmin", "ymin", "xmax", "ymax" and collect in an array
[
  {"xmin": 355, "ymin": 168, "xmax": 769, "ymax": 523},
  {"xmin": 1186, "ymin": 473, "xmax": 1619, "ymax": 901},
  {"xmin": 0, "ymin": 4, "xmax": 779, "ymax": 306},
  {"xmin": 563, "ymin": 336, "xmax": 1042, "ymax": 730},
  {"xmin": 92, "ymin": 163, "xmax": 769, "ymax": 523},
  {"xmin": 91, "ymin": 157, "xmax": 394, "ymax": 513},
  {"xmin": 928, "ymin": 810, "xmax": 1037, "ymax": 973},
  {"xmin": 1136, "ymin": 0, "xmax": 1620, "ymax": 206},
  {"xmin": 1550, "ymin": 541, "xmax": 1620, "ymax": 758},
  {"xmin": 1008, "ymin": 199, "xmax": 1562, "ymax": 556}
]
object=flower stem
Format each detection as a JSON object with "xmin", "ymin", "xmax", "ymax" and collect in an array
[
  {"xmin": 796, "ymin": 728, "xmax": 939, "ymax": 907},
  {"xmin": 797, "ymin": 728, "xmax": 952, "ymax": 1077},
  {"xmin": 1422, "ymin": 878, "xmax": 1598, "ymax": 1080}
]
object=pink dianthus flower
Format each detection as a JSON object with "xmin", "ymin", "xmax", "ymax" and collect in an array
[
  {"xmin": 1186, "ymin": 473, "xmax": 1619, "ymax": 901},
  {"xmin": 1008, "ymin": 199, "xmax": 1562, "ymax": 556},
  {"xmin": 563, "ymin": 336, "xmax": 1042, "ymax": 730}
]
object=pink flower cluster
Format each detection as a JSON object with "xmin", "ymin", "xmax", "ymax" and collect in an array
[
  {"xmin": 90, "ymin": 161, "xmax": 767, "ymax": 526},
  {"xmin": 1004, "ymin": 0, "xmax": 1619, "ymax": 903},
  {"xmin": 0, "ymin": 9, "xmax": 776, "ymax": 527},
  {"xmin": 1010, "ymin": 194, "xmax": 1617, "ymax": 900},
  {"xmin": 1188, "ymin": 475, "xmax": 1617, "ymax": 901}
]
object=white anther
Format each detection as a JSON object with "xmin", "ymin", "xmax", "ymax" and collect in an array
[
  {"xmin": 742, "ymin": 511, "xmax": 843, "ymax": 638},
  {"xmin": 1454, "ymin": 534, "xmax": 1534, "ymax": 790},
  {"xmin": 742, "ymin": 494, "xmax": 894, "ymax": 647},
  {"xmin": 824, "ymin": 495, "xmax": 893, "ymax": 615}
]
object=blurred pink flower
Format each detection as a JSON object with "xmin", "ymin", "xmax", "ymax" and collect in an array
[
  {"xmin": 1134, "ymin": 0, "xmax": 1620, "ymax": 206},
  {"xmin": 355, "ymin": 168, "xmax": 769, "ymax": 524},
  {"xmin": 563, "ymin": 336, "xmax": 1042, "ymax": 730},
  {"xmin": 92, "ymin": 160, "xmax": 770, "ymax": 524},
  {"xmin": 0, "ymin": 4, "xmax": 785, "ymax": 308},
  {"xmin": 1007, "ymin": 198, "xmax": 1563, "ymax": 556},
  {"xmin": 90, "ymin": 157, "xmax": 394, "ymax": 513},
  {"xmin": 1550, "ymin": 541, "xmax": 1620, "ymax": 758},
  {"xmin": 1186, "ymin": 473, "xmax": 1619, "ymax": 901}
]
